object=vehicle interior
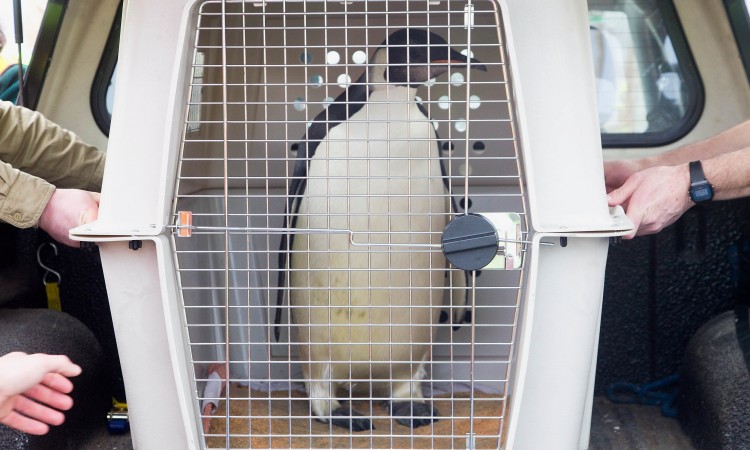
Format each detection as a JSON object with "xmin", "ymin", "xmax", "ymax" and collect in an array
[{"xmin": 1, "ymin": 0, "xmax": 750, "ymax": 449}]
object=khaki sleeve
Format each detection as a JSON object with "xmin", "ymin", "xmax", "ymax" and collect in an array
[
  {"xmin": 0, "ymin": 101, "xmax": 105, "ymax": 192},
  {"xmin": 0, "ymin": 159, "xmax": 55, "ymax": 228},
  {"xmin": 0, "ymin": 101, "xmax": 105, "ymax": 228}
]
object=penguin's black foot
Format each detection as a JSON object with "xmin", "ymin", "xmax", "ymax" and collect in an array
[
  {"xmin": 329, "ymin": 406, "xmax": 373, "ymax": 432},
  {"xmin": 390, "ymin": 401, "xmax": 439, "ymax": 428},
  {"xmin": 440, "ymin": 310, "xmax": 449, "ymax": 323},
  {"xmin": 453, "ymin": 309, "xmax": 473, "ymax": 331}
]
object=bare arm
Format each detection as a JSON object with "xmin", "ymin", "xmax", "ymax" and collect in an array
[
  {"xmin": 605, "ymin": 117, "xmax": 750, "ymax": 238},
  {"xmin": 605, "ymin": 118, "xmax": 750, "ymax": 192},
  {"xmin": 636, "ymin": 119, "xmax": 750, "ymax": 170},
  {"xmin": 702, "ymin": 146, "xmax": 750, "ymax": 200}
]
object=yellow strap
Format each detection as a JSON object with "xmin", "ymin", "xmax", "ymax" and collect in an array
[{"xmin": 45, "ymin": 282, "xmax": 62, "ymax": 311}]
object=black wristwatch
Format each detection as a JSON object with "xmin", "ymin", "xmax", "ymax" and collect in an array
[{"xmin": 688, "ymin": 160, "xmax": 714, "ymax": 203}]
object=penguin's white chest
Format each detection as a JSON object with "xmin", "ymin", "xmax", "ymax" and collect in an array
[
  {"xmin": 298, "ymin": 87, "xmax": 447, "ymax": 247},
  {"xmin": 290, "ymin": 87, "xmax": 447, "ymax": 378}
]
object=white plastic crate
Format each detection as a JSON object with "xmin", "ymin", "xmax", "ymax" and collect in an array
[{"xmin": 73, "ymin": 1, "xmax": 630, "ymax": 449}]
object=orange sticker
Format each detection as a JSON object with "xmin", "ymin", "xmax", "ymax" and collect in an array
[{"xmin": 178, "ymin": 211, "xmax": 193, "ymax": 238}]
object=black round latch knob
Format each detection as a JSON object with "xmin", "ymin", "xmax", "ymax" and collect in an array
[{"xmin": 441, "ymin": 214, "xmax": 499, "ymax": 271}]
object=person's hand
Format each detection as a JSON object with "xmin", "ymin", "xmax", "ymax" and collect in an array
[
  {"xmin": 38, "ymin": 189, "xmax": 100, "ymax": 248},
  {"xmin": 604, "ymin": 159, "xmax": 647, "ymax": 193},
  {"xmin": 0, "ymin": 352, "xmax": 82, "ymax": 435},
  {"xmin": 607, "ymin": 164, "xmax": 693, "ymax": 239}
]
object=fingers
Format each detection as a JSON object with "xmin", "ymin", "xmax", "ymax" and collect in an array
[
  {"xmin": 0, "ymin": 389, "xmax": 73, "ymax": 436},
  {"xmin": 622, "ymin": 209, "xmax": 642, "ymax": 240},
  {"xmin": 40, "ymin": 373, "xmax": 75, "ymax": 395},
  {"xmin": 607, "ymin": 176, "xmax": 642, "ymax": 239},
  {"xmin": 79, "ymin": 192, "xmax": 101, "ymax": 226},
  {"xmin": 38, "ymin": 354, "xmax": 82, "ymax": 378},
  {"xmin": 607, "ymin": 175, "xmax": 638, "ymax": 207},
  {"xmin": 611, "ymin": 164, "xmax": 693, "ymax": 239},
  {"xmin": 0, "ymin": 354, "xmax": 82, "ymax": 436},
  {"xmin": 0, "ymin": 389, "xmax": 74, "ymax": 435},
  {"xmin": 0, "ymin": 409, "xmax": 51, "ymax": 436},
  {"xmin": 14, "ymin": 357, "xmax": 77, "ymax": 415},
  {"xmin": 26, "ymin": 380, "xmax": 74, "ymax": 411},
  {"xmin": 603, "ymin": 159, "xmax": 643, "ymax": 193},
  {"xmin": 39, "ymin": 189, "xmax": 101, "ymax": 247},
  {"xmin": 13, "ymin": 394, "xmax": 68, "ymax": 426},
  {"xmin": 79, "ymin": 208, "xmax": 98, "ymax": 226},
  {"xmin": 603, "ymin": 163, "xmax": 621, "ymax": 193}
]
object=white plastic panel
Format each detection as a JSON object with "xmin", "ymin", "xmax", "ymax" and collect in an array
[
  {"xmin": 502, "ymin": 0, "xmax": 615, "ymax": 233},
  {"xmin": 91, "ymin": 1, "xmax": 624, "ymax": 449}
]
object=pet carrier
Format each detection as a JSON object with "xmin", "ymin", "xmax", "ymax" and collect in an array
[{"xmin": 72, "ymin": 0, "xmax": 630, "ymax": 448}]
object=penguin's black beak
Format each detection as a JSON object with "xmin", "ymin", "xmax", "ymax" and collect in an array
[
  {"xmin": 431, "ymin": 47, "xmax": 487, "ymax": 72},
  {"xmin": 386, "ymin": 29, "xmax": 487, "ymax": 86},
  {"xmin": 426, "ymin": 47, "xmax": 487, "ymax": 80}
]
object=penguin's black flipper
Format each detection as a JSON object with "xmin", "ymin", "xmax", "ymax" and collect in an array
[
  {"xmin": 416, "ymin": 102, "xmax": 463, "ymax": 216},
  {"xmin": 274, "ymin": 73, "xmax": 372, "ymax": 341},
  {"xmin": 420, "ymin": 101, "xmax": 473, "ymax": 330}
]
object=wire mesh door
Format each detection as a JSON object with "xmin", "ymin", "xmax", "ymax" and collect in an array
[{"xmin": 170, "ymin": 1, "xmax": 528, "ymax": 448}]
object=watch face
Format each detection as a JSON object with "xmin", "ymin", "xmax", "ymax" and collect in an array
[{"xmin": 690, "ymin": 183, "xmax": 713, "ymax": 202}]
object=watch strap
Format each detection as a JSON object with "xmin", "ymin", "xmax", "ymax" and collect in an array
[{"xmin": 689, "ymin": 160, "xmax": 706, "ymax": 184}]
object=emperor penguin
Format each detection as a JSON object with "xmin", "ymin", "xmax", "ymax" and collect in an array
[{"xmin": 277, "ymin": 28, "xmax": 486, "ymax": 431}]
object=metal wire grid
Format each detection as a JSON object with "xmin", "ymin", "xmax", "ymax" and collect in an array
[{"xmin": 169, "ymin": 1, "xmax": 527, "ymax": 448}]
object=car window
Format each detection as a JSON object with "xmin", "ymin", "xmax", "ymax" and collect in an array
[
  {"xmin": 588, "ymin": 0, "xmax": 703, "ymax": 147},
  {"xmin": 91, "ymin": 2, "xmax": 121, "ymax": 135}
]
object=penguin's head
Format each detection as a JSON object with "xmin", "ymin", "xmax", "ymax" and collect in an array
[{"xmin": 373, "ymin": 28, "xmax": 487, "ymax": 88}]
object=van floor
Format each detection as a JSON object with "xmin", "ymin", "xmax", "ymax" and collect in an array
[
  {"xmin": 588, "ymin": 396, "xmax": 695, "ymax": 450},
  {"xmin": 79, "ymin": 396, "xmax": 695, "ymax": 449}
]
